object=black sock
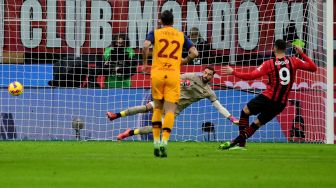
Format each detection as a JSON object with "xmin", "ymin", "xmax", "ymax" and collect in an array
[
  {"xmin": 129, "ymin": 130, "xmax": 134, "ymax": 136},
  {"xmin": 116, "ymin": 113, "xmax": 122, "ymax": 118},
  {"xmin": 244, "ymin": 122, "xmax": 260, "ymax": 138},
  {"xmin": 238, "ymin": 110, "xmax": 249, "ymax": 147},
  {"xmin": 231, "ymin": 122, "xmax": 260, "ymax": 147},
  {"xmin": 230, "ymin": 135, "xmax": 244, "ymax": 147},
  {"xmin": 239, "ymin": 126, "xmax": 247, "ymax": 147},
  {"xmin": 239, "ymin": 110, "xmax": 249, "ymax": 127}
]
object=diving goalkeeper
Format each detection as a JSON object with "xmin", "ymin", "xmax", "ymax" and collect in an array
[{"xmin": 106, "ymin": 66, "xmax": 239, "ymax": 140}]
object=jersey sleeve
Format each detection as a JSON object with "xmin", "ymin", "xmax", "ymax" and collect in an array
[
  {"xmin": 183, "ymin": 35, "xmax": 194, "ymax": 50},
  {"xmin": 145, "ymin": 31, "xmax": 154, "ymax": 44},
  {"xmin": 180, "ymin": 73, "xmax": 194, "ymax": 80},
  {"xmin": 233, "ymin": 60, "xmax": 272, "ymax": 80},
  {"xmin": 208, "ymin": 90, "xmax": 217, "ymax": 102},
  {"xmin": 292, "ymin": 54, "xmax": 317, "ymax": 72}
]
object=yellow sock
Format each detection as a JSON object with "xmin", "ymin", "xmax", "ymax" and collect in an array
[
  {"xmin": 120, "ymin": 111, "xmax": 127, "ymax": 117},
  {"xmin": 152, "ymin": 128, "xmax": 161, "ymax": 145},
  {"xmin": 152, "ymin": 108, "xmax": 163, "ymax": 145},
  {"xmin": 134, "ymin": 129, "xmax": 140, "ymax": 135},
  {"xmin": 162, "ymin": 112, "xmax": 174, "ymax": 144}
]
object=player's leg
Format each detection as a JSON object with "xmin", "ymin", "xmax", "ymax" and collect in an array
[
  {"xmin": 237, "ymin": 103, "xmax": 286, "ymax": 143},
  {"xmin": 162, "ymin": 101, "xmax": 177, "ymax": 144},
  {"xmin": 219, "ymin": 118, "xmax": 262, "ymax": 150},
  {"xmin": 235, "ymin": 95, "xmax": 264, "ymax": 147},
  {"xmin": 237, "ymin": 94, "xmax": 270, "ymax": 147},
  {"xmin": 117, "ymin": 126, "xmax": 153, "ymax": 140},
  {"xmin": 160, "ymin": 79, "xmax": 180, "ymax": 157},
  {"xmin": 159, "ymin": 101, "xmax": 176, "ymax": 157},
  {"xmin": 106, "ymin": 102, "xmax": 154, "ymax": 121},
  {"xmin": 233, "ymin": 118, "xmax": 262, "ymax": 145},
  {"xmin": 238, "ymin": 105, "xmax": 251, "ymax": 147},
  {"xmin": 152, "ymin": 99, "xmax": 163, "ymax": 157},
  {"xmin": 221, "ymin": 101, "xmax": 286, "ymax": 149},
  {"xmin": 151, "ymin": 75, "xmax": 165, "ymax": 157},
  {"xmin": 219, "ymin": 95, "xmax": 263, "ymax": 150}
]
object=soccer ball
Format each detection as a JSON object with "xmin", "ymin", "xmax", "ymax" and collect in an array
[{"xmin": 8, "ymin": 81, "xmax": 24, "ymax": 96}]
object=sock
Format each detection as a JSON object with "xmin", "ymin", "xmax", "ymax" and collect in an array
[
  {"xmin": 162, "ymin": 112, "xmax": 174, "ymax": 145},
  {"xmin": 238, "ymin": 126, "xmax": 247, "ymax": 147},
  {"xmin": 239, "ymin": 110, "xmax": 249, "ymax": 147},
  {"xmin": 133, "ymin": 129, "xmax": 140, "ymax": 135},
  {"xmin": 152, "ymin": 123, "xmax": 161, "ymax": 147},
  {"xmin": 128, "ymin": 129, "xmax": 138, "ymax": 136},
  {"xmin": 152, "ymin": 108, "xmax": 163, "ymax": 146},
  {"xmin": 244, "ymin": 122, "xmax": 259, "ymax": 138},
  {"xmin": 231, "ymin": 122, "xmax": 260, "ymax": 147},
  {"xmin": 120, "ymin": 111, "xmax": 127, "ymax": 117}
]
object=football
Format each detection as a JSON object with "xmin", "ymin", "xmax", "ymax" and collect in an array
[{"xmin": 8, "ymin": 81, "xmax": 24, "ymax": 96}]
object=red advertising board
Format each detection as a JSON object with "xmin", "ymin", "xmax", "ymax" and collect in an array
[{"xmin": 2, "ymin": 0, "xmax": 318, "ymax": 56}]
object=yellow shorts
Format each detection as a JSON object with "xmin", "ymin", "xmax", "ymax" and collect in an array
[{"xmin": 151, "ymin": 72, "xmax": 180, "ymax": 103}]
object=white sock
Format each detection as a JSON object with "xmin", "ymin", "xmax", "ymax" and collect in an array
[
  {"xmin": 161, "ymin": 140, "xmax": 168, "ymax": 146},
  {"xmin": 154, "ymin": 140, "xmax": 160, "ymax": 148}
]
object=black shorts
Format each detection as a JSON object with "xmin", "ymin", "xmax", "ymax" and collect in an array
[{"xmin": 247, "ymin": 94, "xmax": 286, "ymax": 125}]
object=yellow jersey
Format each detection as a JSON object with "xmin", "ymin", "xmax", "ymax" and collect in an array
[{"xmin": 151, "ymin": 27, "xmax": 185, "ymax": 75}]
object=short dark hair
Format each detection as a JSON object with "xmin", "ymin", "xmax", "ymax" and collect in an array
[
  {"xmin": 204, "ymin": 66, "xmax": 216, "ymax": 75},
  {"xmin": 274, "ymin": 39, "xmax": 286, "ymax": 52},
  {"xmin": 160, "ymin": 10, "xmax": 174, "ymax": 26}
]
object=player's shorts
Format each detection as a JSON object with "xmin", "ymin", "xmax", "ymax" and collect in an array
[
  {"xmin": 151, "ymin": 71, "xmax": 180, "ymax": 103},
  {"xmin": 247, "ymin": 94, "xmax": 286, "ymax": 125}
]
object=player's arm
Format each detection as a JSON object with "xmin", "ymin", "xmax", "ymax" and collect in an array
[
  {"xmin": 142, "ymin": 31, "xmax": 154, "ymax": 72},
  {"xmin": 182, "ymin": 35, "xmax": 198, "ymax": 64},
  {"xmin": 212, "ymin": 100, "xmax": 231, "ymax": 118},
  {"xmin": 293, "ymin": 46, "xmax": 317, "ymax": 72},
  {"xmin": 208, "ymin": 92, "xmax": 239, "ymax": 124},
  {"xmin": 211, "ymin": 100, "xmax": 239, "ymax": 125},
  {"xmin": 222, "ymin": 60, "xmax": 271, "ymax": 80},
  {"xmin": 180, "ymin": 73, "xmax": 194, "ymax": 80}
]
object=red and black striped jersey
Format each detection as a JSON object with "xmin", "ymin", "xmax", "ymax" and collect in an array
[{"xmin": 232, "ymin": 53, "xmax": 317, "ymax": 104}]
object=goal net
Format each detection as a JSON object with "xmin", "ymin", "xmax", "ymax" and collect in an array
[{"xmin": 0, "ymin": 0, "xmax": 332, "ymax": 143}]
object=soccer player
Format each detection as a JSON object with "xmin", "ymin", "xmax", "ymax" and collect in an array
[
  {"xmin": 106, "ymin": 66, "xmax": 239, "ymax": 140},
  {"xmin": 219, "ymin": 39, "xmax": 317, "ymax": 150},
  {"xmin": 141, "ymin": 10, "xmax": 198, "ymax": 157}
]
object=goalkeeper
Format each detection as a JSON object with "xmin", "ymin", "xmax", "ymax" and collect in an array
[{"xmin": 106, "ymin": 66, "xmax": 239, "ymax": 140}]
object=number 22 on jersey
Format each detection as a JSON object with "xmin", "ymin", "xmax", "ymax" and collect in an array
[{"xmin": 158, "ymin": 39, "xmax": 181, "ymax": 60}]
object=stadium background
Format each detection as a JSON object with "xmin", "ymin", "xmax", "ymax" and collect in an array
[{"xmin": 0, "ymin": 0, "xmax": 334, "ymax": 143}]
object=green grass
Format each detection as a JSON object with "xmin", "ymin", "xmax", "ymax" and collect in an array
[{"xmin": 0, "ymin": 142, "xmax": 335, "ymax": 188}]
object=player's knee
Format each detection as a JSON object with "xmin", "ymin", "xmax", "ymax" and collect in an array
[
  {"xmin": 241, "ymin": 109, "xmax": 250, "ymax": 118},
  {"xmin": 243, "ymin": 106, "xmax": 251, "ymax": 115},
  {"xmin": 254, "ymin": 119, "xmax": 263, "ymax": 126},
  {"xmin": 163, "ymin": 102, "xmax": 176, "ymax": 113}
]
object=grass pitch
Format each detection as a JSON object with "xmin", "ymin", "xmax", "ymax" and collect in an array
[{"xmin": 0, "ymin": 141, "xmax": 335, "ymax": 188}]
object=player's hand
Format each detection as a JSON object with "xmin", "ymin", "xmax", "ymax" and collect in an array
[
  {"xmin": 222, "ymin": 66, "xmax": 234, "ymax": 75},
  {"xmin": 181, "ymin": 58, "xmax": 188, "ymax": 65},
  {"xmin": 104, "ymin": 61, "xmax": 109, "ymax": 66},
  {"xmin": 141, "ymin": 64, "xmax": 150, "ymax": 74},
  {"xmin": 293, "ymin": 46, "xmax": 303, "ymax": 55}
]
